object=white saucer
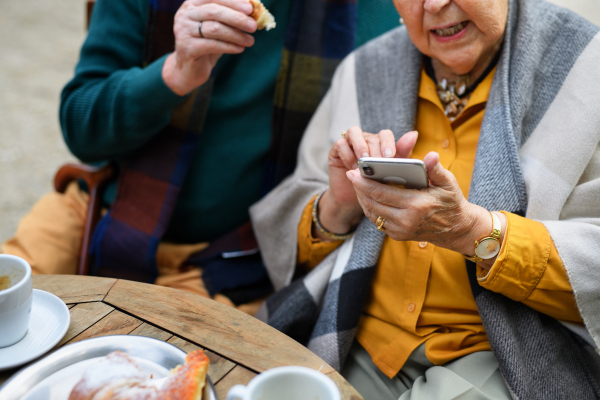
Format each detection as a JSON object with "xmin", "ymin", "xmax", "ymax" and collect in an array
[{"xmin": 0, "ymin": 289, "xmax": 70, "ymax": 371}]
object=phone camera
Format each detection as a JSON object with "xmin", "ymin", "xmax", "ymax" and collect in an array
[{"xmin": 363, "ymin": 166, "xmax": 375, "ymax": 176}]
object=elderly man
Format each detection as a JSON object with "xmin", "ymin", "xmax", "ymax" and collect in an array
[{"xmin": 2, "ymin": 0, "xmax": 399, "ymax": 314}]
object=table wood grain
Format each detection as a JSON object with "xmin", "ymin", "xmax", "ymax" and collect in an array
[{"xmin": 0, "ymin": 275, "xmax": 363, "ymax": 400}]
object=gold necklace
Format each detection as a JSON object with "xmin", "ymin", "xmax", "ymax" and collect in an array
[{"xmin": 436, "ymin": 76, "xmax": 471, "ymax": 121}]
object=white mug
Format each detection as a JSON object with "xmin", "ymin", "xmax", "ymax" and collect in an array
[
  {"xmin": 0, "ymin": 255, "xmax": 33, "ymax": 347},
  {"xmin": 226, "ymin": 366, "xmax": 341, "ymax": 400}
]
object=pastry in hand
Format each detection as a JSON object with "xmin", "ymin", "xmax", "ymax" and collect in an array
[{"xmin": 249, "ymin": 0, "xmax": 276, "ymax": 31}]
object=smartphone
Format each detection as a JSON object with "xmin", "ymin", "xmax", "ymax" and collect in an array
[{"xmin": 357, "ymin": 157, "xmax": 429, "ymax": 189}]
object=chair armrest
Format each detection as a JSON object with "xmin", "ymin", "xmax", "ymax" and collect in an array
[
  {"xmin": 87, "ymin": 0, "xmax": 95, "ymax": 30},
  {"xmin": 54, "ymin": 163, "xmax": 115, "ymax": 194},
  {"xmin": 53, "ymin": 163, "xmax": 116, "ymax": 275}
]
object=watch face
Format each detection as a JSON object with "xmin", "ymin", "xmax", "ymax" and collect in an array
[{"xmin": 475, "ymin": 237, "xmax": 501, "ymax": 259}]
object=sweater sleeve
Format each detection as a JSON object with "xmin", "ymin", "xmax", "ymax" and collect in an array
[
  {"xmin": 59, "ymin": 0, "xmax": 186, "ymax": 162},
  {"xmin": 477, "ymin": 212, "xmax": 582, "ymax": 323}
]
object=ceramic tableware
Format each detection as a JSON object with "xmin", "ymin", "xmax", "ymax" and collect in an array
[
  {"xmin": 0, "ymin": 289, "xmax": 70, "ymax": 371},
  {"xmin": 0, "ymin": 335, "xmax": 217, "ymax": 400},
  {"xmin": 226, "ymin": 366, "xmax": 341, "ymax": 400},
  {"xmin": 0, "ymin": 255, "xmax": 33, "ymax": 347}
]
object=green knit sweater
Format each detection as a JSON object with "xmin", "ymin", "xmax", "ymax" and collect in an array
[{"xmin": 60, "ymin": 0, "xmax": 400, "ymax": 243}]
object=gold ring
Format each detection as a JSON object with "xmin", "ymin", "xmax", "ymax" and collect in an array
[
  {"xmin": 376, "ymin": 216, "xmax": 385, "ymax": 231},
  {"xmin": 341, "ymin": 131, "xmax": 347, "ymax": 139}
]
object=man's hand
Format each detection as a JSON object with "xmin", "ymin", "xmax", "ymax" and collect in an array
[{"xmin": 162, "ymin": 0, "xmax": 257, "ymax": 96}]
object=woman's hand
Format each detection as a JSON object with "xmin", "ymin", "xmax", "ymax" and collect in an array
[
  {"xmin": 162, "ymin": 0, "xmax": 257, "ymax": 96},
  {"xmin": 346, "ymin": 151, "xmax": 502, "ymax": 258},
  {"xmin": 315, "ymin": 127, "xmax": 418, "ymax": 238}
]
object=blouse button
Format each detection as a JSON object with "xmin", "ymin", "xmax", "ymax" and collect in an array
[
  {"xmin": 419, "ymin": 241, "xmax": 428, "ymax": 248},
  {"xmin": 408, "ymin": 302, "xmax": 416, "ymax": 313},
  {"xmin": 442, "ymin": 139, "xmax": 450, "ymax": 149}
]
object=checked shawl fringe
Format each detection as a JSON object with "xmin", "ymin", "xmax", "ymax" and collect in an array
[
  {"xmin": 261, "ymin": 0, "xmax": 600, "ymax": 397},
  {"xmin": 306, "ymin": 223, "xmax": 383, "ymax": 370},
  {"xmin": 258, "ymin": 222, "xmax": 384, "ymax": 371}
]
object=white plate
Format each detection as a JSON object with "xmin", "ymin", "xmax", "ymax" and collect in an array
[
  {"xmin": 0, "ymin": 289, "xmax": 70, "ymax": 371},
  {"xmin": 0, "ymin": 335, "xmax": 218, "ymax": 400}
]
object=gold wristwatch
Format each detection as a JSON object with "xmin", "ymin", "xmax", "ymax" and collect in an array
[{"xmin": 464, "ymin": 212, "xmax": 501, "ymax": 263}]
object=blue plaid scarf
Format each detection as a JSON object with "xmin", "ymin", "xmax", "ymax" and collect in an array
[{"xmin": 89, "ymin": 0, "xmax": 358, "ymax": 300}]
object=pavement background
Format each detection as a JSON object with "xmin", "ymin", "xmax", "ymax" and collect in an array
[{"xmin": 1, "ymin": 0, "xmax": 599, "ymax": 245}]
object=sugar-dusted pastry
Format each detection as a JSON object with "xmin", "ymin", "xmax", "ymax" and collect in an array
[
  {"xmin": 249, "ymin": 0, "xmax": 276, "ymax": 31},
  {"xmin": 68, "ymin": 349, "xmax": 210, "ymax": 400},
  {"xmin": 109, "ymin": 385, "xmax": 161, "ymax": 400},
  {"xmin": 68, "ymin": 351, "xmax": 148, "ymax": 400}
]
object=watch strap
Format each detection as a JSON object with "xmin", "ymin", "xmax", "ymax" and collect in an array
[
  {"xmin": 464, "ymin": 212, "xmax": 501, "ymax": 262},
  {"xmin": 490, "ymin": 212, "xmax": 501, "ymax": 240}
]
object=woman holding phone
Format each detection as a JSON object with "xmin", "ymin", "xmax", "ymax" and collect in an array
[{"xmin": 250, "ymin": 0, "xmax": 600, "ymax": 398}]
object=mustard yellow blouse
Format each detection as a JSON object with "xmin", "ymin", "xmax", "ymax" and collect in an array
[{"xmin": 297, "ymin": 67, "xmax": 582, "ymax": 378}]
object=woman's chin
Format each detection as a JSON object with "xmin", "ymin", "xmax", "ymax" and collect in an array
[
  {"xmin": 427, "ymin": 29, "xmax": 483, "ymax": 74},
  {"xmin": 431, "ymin": 53, "xmax": 478, "ymax": 77},
  {"xmin": 428, "ymin": 37, "xmax": 484, "ymax": 75}
]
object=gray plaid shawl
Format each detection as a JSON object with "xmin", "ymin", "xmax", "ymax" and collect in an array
[{"xmin": 257, "ymin": 0, "xmax": 600, "ymax": 398}]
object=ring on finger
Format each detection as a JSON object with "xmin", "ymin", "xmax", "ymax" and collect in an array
[
  {"xmin": 198, "ymin": 21, "xmax": 204, "ymax": 38},
  {"xmin": 376, "ymin": 216, "xmax": 386, "ymax": 232}
]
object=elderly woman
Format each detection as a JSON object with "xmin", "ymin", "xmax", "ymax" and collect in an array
[{"xmin": 250, "ymin": 0, "xmax": 600, "ymax": 398}]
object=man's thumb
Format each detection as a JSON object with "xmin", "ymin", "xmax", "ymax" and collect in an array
[{"xmin": 424, "ymin": 151, "xmax": 453, "ymax": 188}]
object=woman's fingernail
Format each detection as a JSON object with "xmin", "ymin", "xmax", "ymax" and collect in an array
[
  {"xmin": 362, "ymin": 152, "xmax": 369, "ymax": 158},
  {"xmin": 346, "ymin": 171, "xmax": 354, "ymax": 181},
  {"xmin": 384, "ymin": 148, "xmax": 393, "ymax": 158},
  {"xmin": 242, "ymin": 2, "xmax": 253, "ymax": 13}
]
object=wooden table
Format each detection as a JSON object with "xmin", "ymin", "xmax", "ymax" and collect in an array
[{"xmin": 0, "ymin": 275, "xmax": 362, "ymax": 399}]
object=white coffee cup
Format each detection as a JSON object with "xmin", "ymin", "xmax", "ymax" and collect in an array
[
  {"xmin": 226, "ymin": 366, "xmax": 341, "ymax": 400},
  {"xmin": 0, "ymin": 255, "xmax": 33, "ymax": 347}
]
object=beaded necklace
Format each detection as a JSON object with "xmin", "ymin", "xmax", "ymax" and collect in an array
[
  {"xmin": 436, "ymin": 76, "xmax": 471, "ymax": 121},
  {"xmin": 425, "ymin": 51, "xmax": 502, "ymax": 122}
]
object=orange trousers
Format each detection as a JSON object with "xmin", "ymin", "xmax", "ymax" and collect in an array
[{"xmin": 1, "ymin": 182, "xmax": 263, "ymax": 315}]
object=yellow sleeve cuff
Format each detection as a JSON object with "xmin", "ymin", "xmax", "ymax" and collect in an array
[
  {"xmin": 477, "ymin": 211, "xmax": 551, "ymax": 301},
  {"xmin": 297, "ymin": 196, "xmax": 343, "ymax": 270}
]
